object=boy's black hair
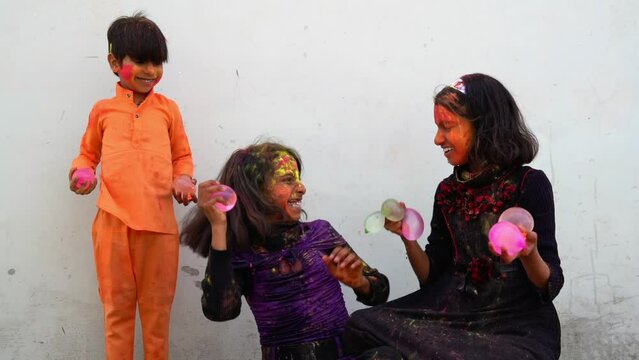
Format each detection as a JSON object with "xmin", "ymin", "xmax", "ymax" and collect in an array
[
  {"xmin": 434, "ymin": 73, "xmax": 538, "ymax": 170},
  {"xmin": 107, "ymin": 12, "xmax": 168, "ymax": 65}
]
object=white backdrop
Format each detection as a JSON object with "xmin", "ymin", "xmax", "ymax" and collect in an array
[{"xmin": 1, "ymin": 1, "xmax": 638, "ymax": 359}]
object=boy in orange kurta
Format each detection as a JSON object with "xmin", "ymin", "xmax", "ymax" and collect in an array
[{"xmin": 69, "ymin": 13, "xmax": 196, "ymax": 360}]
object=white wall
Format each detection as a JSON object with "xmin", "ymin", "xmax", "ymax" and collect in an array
[{"xmin": 1, "ymin": 1, "xmax": 638, "ymax": 359}]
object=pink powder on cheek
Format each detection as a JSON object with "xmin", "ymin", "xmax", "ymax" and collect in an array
[
  {"xmin": 120, "ymin": 64, "xmax": 133, "ymax": 80},
  {"xmin": 269, "ymin": 186, "xmax": 289, "ymax": 207}
]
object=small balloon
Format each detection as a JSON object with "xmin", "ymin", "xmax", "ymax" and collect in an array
[
  {"xmin": 364, "ymin": 211, "xmax": 385, "ymax": 234},
  {"xmin": 381, "ymin": 198, "xmax": 405, "ymax": 222},
  {"xmin": 488, "ymin": 221, "xmax": 526, "ymax": 257},
  {"xmin": 498, "ymin": 207, "xmax": 534, "ymax": 231},
  {"xmin": 212, "ymin": 185, "xmax": 237, "ymax": 212},
  {"xmin": 401, "ymin": 208, "xmax": 424, "ymax": 241},
  {"xmin": 74, "ymin": 168, "xmax": 95, "ymax": 188}
]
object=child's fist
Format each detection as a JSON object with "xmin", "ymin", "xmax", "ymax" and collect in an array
[
  {"xmin": 322, "ymin": 246, "xmax": 368, "ymax": 291},
  {"xmin": 173, "ymin": 175, "xmax": 197, "ymax": 205},
  {"xmin": 69, "ymin": 168, "xmax": 97, "ymax": 195}
]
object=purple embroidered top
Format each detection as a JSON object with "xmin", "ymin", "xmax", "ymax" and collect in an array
[{"xmin": 201, "ymin": 219, "xmax": 389, "ymax": 347}]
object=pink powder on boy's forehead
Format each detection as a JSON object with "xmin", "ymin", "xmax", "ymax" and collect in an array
[{"xmin": 120, "ymin": 64, "xmax": 133, "ymax": 80}]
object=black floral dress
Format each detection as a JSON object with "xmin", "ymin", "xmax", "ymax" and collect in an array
[{"xmin": 343, "ymin": 166, "xmax": 564, "ymax": 360}]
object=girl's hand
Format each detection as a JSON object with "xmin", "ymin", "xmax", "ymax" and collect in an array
[
  {"xmin": 197, "ymin": 180, "xmax": 228, "ymax": 225},
  {"xmin": 384, "ymin": 218, "xmax": 403, "ymax": 236},
  {"xmin": 322, "ymin": 246, "xmax": 369, "ymax": 291},
  {"xmin": 384, "ymin": 201, "xmax": 406, "ymax": 239},
  {"xmin": 69, "ymin": 168, "xmax": 97, "ymax": 195},
  {"xmin": 499, "ymin": 226, "xmax": 539, "ymax": 264},
  {"xmin": 173, "ymin": 175, "xmax": 197, "ymax": 205}
]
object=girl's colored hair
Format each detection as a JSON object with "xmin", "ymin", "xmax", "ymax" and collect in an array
[
  {"xmin": 434, "ymin": 73, "xmax": 538, "ymax": 169},
  {"xmin": 107, "ymin": 12, "xmax": 168, "ymax": 65},
  {"xmin": 180, "ymin": 142, "xmax": 303, "ymax": 256}
]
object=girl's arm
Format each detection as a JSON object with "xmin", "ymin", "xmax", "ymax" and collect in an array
[
  {"xmin": 402, "ymin": 237, "xmax": 431, "ymax": 284},
  {"xmin": 357, "ymin": 263, "xmax": 390, "ymax": 306},
  {"xmin": 198, "ymin": 180, "xmax": 246, "ymax": 320},
  {"xmin": 518, "ymin": 234, "xmax": 551, "ymax": 289},
  {"xmin": 385, "ymin": 217, "xmax": 432, "ymax": 284},
  {"xmin": 516, "ymin": 170, "xmax": 564, "ymax": 300},
  {"xmin": 322, "ymin": 246, "xmax": 390, "ymax": 305},
  {"xmin": 385, "ymin": 196, "xmax": 453, "ymax": 286},
  {"xmin": 201, "ymin": 248, "xmax": 245, "ymax": 321}
]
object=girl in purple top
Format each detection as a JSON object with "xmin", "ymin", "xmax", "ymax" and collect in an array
[{"xmin": 181, "ymin": 142, "xmax": 389, "ymax": 359}]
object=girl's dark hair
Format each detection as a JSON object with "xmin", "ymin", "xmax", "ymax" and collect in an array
[
  {"xmin": 434, "ymin": 73, "xmax": 538, "ymax": 170},
  {"xmin": 180, "ymin": 142, "xmax": 303, "ymax": 256},
  {"xmin": 107, "ymin": 12, "xmax": 168, "ymax": 66}
]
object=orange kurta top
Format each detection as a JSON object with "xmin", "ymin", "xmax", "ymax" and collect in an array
[{"xmin": 71, "ymin": 83, "xmax": 194, "ymax": 234}]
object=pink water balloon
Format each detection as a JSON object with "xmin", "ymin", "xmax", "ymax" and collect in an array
[
  {"xmin": 498, "ymin": 207, "xmax": 534, "ymax": 231},
  {"xmin": 381, "ymin": 198, "xmax": 405, "ymax": 222},
  {"xmin": 74, "ymin": 168, "xmax": 96, "ymax": 188},
  {"xmin": 488, "ymin": 221, "xmax": 526, "ymax": 256},
  {"xmin": 401, "ymin": 208, "xmax": 424, "ymax": 241},
  {"xmin": 212, "ymin": 185, "xmax": 237, "ymax": 212}
]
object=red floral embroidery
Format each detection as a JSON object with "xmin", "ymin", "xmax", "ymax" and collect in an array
[
  {"xmin": 468, "ymin": 257, "xmax": 495, "ymax": 284},
  {"xmin": 436, "ymin": 178, "xmax": 516, "ymax": 221}
]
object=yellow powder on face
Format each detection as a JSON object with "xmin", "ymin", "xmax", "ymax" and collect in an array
[{"xmin": 272, "ymin": 151, "xmax": 300, "ymax": 181}]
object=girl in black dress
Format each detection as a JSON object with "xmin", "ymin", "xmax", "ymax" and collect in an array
[{"xmin": 343, "ymin": 73, "xmax": 564, "ymax": 360}]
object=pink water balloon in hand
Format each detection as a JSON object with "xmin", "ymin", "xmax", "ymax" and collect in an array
[
  {"xmin": 74, "ymin": 168, "xmax": 96, "ymax": 189},
  {"xmin": 488, "ymin": 207, "xmax": 533, "ymax": 257},
  {"xmin": 498, "ymin": 207, "xmax": 534, "ymax": 231},
  {"xmin": 212, "ymin": 185, "xmax": 237, "ymax": 212},
  {"xmin": 365, "ymin": 199, "xmax": 425, "ymax": 240},
  {"xmin": 488, "ymin": 221, "xmax": 526, "ymax": 256},
  {"xmin": 401, "ymin": 208, "xmax": 424, "ymax": 241}
]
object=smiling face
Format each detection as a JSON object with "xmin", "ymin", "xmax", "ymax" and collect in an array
[
  {"xmin": 433, "ymin": 104, "xmax": 475, "ymax": 168},
  {"xmin": 108, "ymin": 54, "xmax": 163, "ymax": 104},
  {"xmin": 266, "ymin": 152, "xmax": 306, "ymax": 222}
]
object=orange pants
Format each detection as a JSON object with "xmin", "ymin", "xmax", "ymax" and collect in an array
[{"xmin": 92, "ymin": 210, "xmax": 179, "ymax": 360}]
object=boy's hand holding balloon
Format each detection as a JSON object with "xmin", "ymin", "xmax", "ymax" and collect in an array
[
  {"xmin": 173, "ymin": 175, "xmax": 198, "ymax": 205},
  {"xmin": 69, "ymin": 168, "xmax": 98, "ymax": 195}
]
